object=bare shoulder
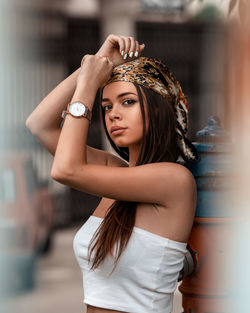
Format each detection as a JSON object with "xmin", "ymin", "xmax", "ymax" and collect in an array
[
  {"xmin": 150, "ymin": 161, "xmax": 195, "ymax": 182},
  {"xmin": 169, "ymin": 162, "xmax": 196, "ymax": 196},
  {"xmin": 155, "ymin": 163, "xmax": 197, "ymax": 242},
  {"xmin": 154, "ymin": 162, "xmax": 197, "ymax": 208},
  {"xmin": 167, "ymin": 162, "xmax": 196, "ymax": 188}
]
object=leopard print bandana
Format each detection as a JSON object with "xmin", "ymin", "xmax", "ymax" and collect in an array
[{"xmin": 105, "ymin": 57, "xmax": 200, "ymax": 163}]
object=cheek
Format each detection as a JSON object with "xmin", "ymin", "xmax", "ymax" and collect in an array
[{"xmin": 104, "ymin": 114, "xmax": 110, "ymax": 127}]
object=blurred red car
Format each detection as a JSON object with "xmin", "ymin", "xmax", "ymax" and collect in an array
[{"xmin": 0, "ymin": 151, "xmax": 55, "ymax": 293}]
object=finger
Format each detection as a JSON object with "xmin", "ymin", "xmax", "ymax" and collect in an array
[
  {"xmin": 128, "ymin": 37, "xmax": 136, "ymax": 58},
  {"xmin": 81, "ymin": 55, "xmax": 86, "ymax": 66},
  {"xmin": 107, "ymin": 57, "xmax": 114, "ymax": 69},
  {"xmin": 105, "ymin": 56, "xmax": 112, "ymax": 65},
  {"xmin": 101, "ymin": 56, "xmax": 108, "ymax": 63},
  {"xmin": 121, "ymin": 36, "xmax": 132, "ymax": 60},
  {"xmin": 117, "ymin": 36, "xmax": 126, "ymax": 57},
  {"xmin": 138, "ymin": 43, "xmax": 145, "ymax": 56},
  {"xmin": 134, "ymin": 40, "xmax": 140, "ymax": 58},
  {"xmin": 108, "ymin": 34, "xmax": 124, "ymax": 52},
  {"xmin": 81, "ymin": 54, "xmax": 90, "ymax": 66},
  {"xmin": 102, "ymin": 56, "xmax": 113, "ymax": 68}
]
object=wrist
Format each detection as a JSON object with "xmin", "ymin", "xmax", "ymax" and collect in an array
[
  {"xmin": 71, "ymin": 84, "xmax": 97, "ymax": 109},
  {"xmin": 77, "ymin": 75, "xmax": 100, "ymax": 92}
]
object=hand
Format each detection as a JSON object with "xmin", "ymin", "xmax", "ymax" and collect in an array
[
  {"xmin": 77, "ymin": 54, "xmax": 114, "ymax": 90},
  {"xmin": 81, "ymin": 34, "xmax": 145, "ymax": 68}
]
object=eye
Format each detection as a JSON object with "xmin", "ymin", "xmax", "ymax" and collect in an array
[
  {"xmin": 123, "ymin": 99, "xmax": 136, "ymax": 106},
  {"xmin": 102, "ymin": 104, "xmax": 112, "ymax": 113}
]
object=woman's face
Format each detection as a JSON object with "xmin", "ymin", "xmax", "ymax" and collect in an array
[{"xmin": 102, "ymin": 81, "xmax": 147, "ymax": 149}]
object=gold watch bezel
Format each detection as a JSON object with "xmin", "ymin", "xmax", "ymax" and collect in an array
[{"xmin": 66, "ymin": 101, "xmax": 92, "ymax": 121}]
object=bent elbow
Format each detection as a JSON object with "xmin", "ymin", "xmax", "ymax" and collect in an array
[
  {"xmin": 25, "ymin": 116, "xmax": 32, "ymax": 130},
  {"xmin": 50, "ymin": 167, "xmax": 61, "ymax": 182},
  {"xmin": 25, "ymin": 115, "xmax": 38, "ymax": 135},
  {"xmin": 50, "ymin": 165, "xmax": 74, "ymax": 184},
  {"xmin": 51, "ymin": 165, "xmax": 65, "ymax": 182}
]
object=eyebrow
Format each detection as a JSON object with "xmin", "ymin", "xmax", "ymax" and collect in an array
[{"xmin": 102, "ymin": 92, "xmax": 138, "ymax": 103}]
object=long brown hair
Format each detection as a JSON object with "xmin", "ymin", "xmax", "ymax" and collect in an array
[{"xmin": 88, "ymin": 83, "xmax": 180, "ymax": 272}]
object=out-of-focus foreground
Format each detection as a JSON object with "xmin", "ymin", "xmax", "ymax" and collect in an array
[{"xmin": 1, "ymin": 0, "xmax": 250, "ymax": 312}]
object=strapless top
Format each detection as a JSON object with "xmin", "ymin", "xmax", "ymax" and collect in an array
[{"xmin": 73, "ymin": 215, "xmax": 187, "ymax": 313}]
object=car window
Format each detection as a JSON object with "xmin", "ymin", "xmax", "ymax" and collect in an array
[{"xmin": 0, "ymin": 168, "xmax": 16, "ymax": 202}]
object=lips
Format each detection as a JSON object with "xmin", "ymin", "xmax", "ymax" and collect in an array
[{"xmin": 110, "ymin": 126, "xmax": 127, "ymax": 134}]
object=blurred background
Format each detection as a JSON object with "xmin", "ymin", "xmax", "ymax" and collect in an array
[{"xmin": 0, "ymin": 0, "xmax": 249, "ymax": 312}]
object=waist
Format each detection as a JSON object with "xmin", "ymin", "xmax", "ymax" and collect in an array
[
  {"xmin": 87, "ymin": 304, "xmax": 125, "ymax": 313},
  {"xmin": 86, "ymin": 304, "xmax": 171, "ymax": 313}
]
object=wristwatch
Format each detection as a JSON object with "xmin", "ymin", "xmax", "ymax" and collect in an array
[{"xmin": 62, "ymin": 101, "xmax": 92, "ymax": 121}]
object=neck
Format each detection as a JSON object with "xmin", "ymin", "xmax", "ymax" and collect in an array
[{"xmin": 128, "ymin": 144, "xmax": 141, "ymax": 167}]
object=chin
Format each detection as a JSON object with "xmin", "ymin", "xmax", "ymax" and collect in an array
[
  {"xmin": 113, "ymin": 138, "xmax": 142, "ymax": 149},
  {"xmin": 110, "ymin": 133, "xmax": 142, "ymax": 148},
  {"xmin": 112, "ymin": 139, "xmax": 129, "ymax": 147}
]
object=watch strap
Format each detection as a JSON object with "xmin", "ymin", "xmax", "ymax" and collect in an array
[{"xmin": 85, "ymin": 107, "xmax": 92, "ymax": 121}]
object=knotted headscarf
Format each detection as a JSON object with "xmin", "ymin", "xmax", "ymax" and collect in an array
[{"xmin": 106, "ymin": 57, "xmax": 200, "ymax": 163}]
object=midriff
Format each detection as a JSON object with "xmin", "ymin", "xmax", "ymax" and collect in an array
[{"xmin": 87, "ymin": 304, "xmax": 126, "ymax": 313}]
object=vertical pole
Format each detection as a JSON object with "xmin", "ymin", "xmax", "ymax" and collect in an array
[{"xmin": 98, "ymin": 0, "xmax": 139, "ymax": 153}]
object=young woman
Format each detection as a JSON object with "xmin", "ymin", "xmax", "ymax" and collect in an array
[{"xmin": 26, "ymin": 34, "xmax": 200, "ymax": 313}]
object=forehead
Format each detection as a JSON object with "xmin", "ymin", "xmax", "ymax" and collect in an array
[{"xmin": 102, "ymin": 81, "xmax": 137, "ymax": 98}]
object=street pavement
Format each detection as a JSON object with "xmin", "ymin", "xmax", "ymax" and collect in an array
[{"xmin": 3, "ymin": 226, "xmax": 184, "ymax": 313}]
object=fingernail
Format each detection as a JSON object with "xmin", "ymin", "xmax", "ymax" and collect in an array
[
  {"xmin": 123, "ymin": 53, "xmax": 128, "ymax": 60},
  {"xmin": 129, "ymin": 52, "xmax": 134, "ymax": 58},
  {"xmin": 121, "ymin": 51, "xmax": 124, "ymax": 56},
  {"xmin": 135, "ymin": 51, "xmax": 139, "ymax": 57}
]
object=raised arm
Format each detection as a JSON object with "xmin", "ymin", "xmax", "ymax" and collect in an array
[
  {"xmin": 50, "ymin": 52, "xmax": 196, "ymax": 207},
  {"xmin": 25, "ymin": 34, "xmax": 144, "ymax": 166},
  {"xmin": 25, "ymin": 67, "xmax": 81, "ymax": 156}
]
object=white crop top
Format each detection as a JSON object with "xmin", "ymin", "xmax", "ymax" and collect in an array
[{"xmin": 73, "ymin": 215, "xmax": 187, "ymax": 313}]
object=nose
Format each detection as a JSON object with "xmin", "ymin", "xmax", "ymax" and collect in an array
[{"xmin": 109, "ymin": 105, "xmax": 122, "ymax": 121}]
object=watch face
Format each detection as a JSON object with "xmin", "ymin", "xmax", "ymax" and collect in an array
[{"xmin": 69, "ymin": 102, "xmax": 86, "ymax": 117}]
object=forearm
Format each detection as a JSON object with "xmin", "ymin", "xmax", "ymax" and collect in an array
[
  {"xmin": 51, "ymin": 83, "xmax": 97, "ymax": 177},
  {"xmin": 26, "ymin": 66, "xmax": 81, "ymax": 134},
  {"xmin": 51, "ymin": 54, "xmax": 113, "ymax": 179}
]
